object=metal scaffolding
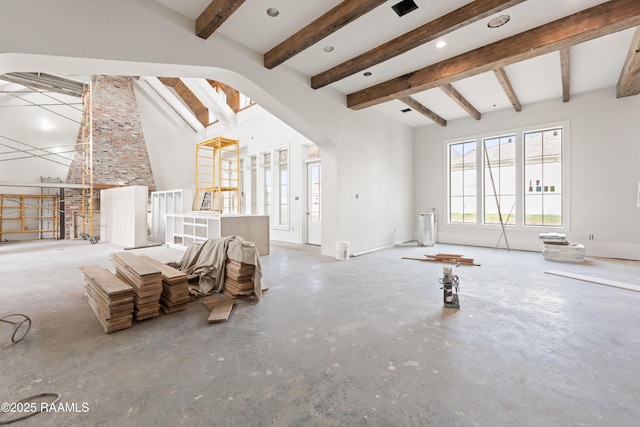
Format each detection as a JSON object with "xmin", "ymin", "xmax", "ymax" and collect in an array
[
  {"xmin": 79, "ymin": 82, "xmax": 96, "ymax": 241},
  {"xmin": 194, "ymin": 136, "xmax": 240, "ymax": 213},
  {"xmin": 0, "ymin": 194, "xmax": 59, "ymax": 241}
]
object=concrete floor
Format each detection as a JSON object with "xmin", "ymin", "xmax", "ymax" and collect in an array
[{"xmin": 1, "ymin": 239, "xmax": 639, "ymax": 426}]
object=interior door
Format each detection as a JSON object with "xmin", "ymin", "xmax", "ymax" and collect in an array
[{"xmin": 307, "ymin": 162, "xmax": 321, "ymax": 245}]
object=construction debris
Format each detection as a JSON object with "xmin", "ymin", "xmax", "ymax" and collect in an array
[
  {"xmin": 139, "ymin": 255, "xmax": 190, "ymax": 314},
  {"xmin": 77, "ymin": 239, "xmax": 269, "ymax": 332},
  {"xmin": 402, "ymin": 253, "xmax": 480, "ymax": 266},
  {"xmin": 111, "ymin": 252, "xmax": 163, "ymax": 321},
  {"xmin": 223, "ymin": 259, "xmax": 256, "ymax": 298},
  {"xmin": 539, "ymin": 232, "xmax": 568, "ymax": 245},
  {"xmin": 80, "ymin": 265, "xmax": 134, "ymax": 333},
  {"xmin": 542, "ymin": 243, "xmax": 585, "ymax": 263},
  {"xmin": 201, "ymin": 296, "xmax": 234, "ymax": 323}
]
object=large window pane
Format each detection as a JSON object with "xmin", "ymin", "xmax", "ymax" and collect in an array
[
  {"xmin": 524, "ymin": 128, "xmax": 562, "ymax": 226},
  {"xmin": 278, "ymin": 149, "xmax": 288, "ymax": 226},
  {"xmin": 449, "ymin": 141, "xmax": 476, "ymax": 223},
  {"xmin": 483, "ymin": 135, "xmax": 516, "ymax": 225},
  {"xmin": 264, "ymin": 152, "xmax": 271, "ymax": 221}
]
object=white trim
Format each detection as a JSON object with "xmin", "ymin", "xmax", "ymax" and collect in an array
[{"xmin": 443, "ymin": 120, "xmax": 571, "ymax": 233}]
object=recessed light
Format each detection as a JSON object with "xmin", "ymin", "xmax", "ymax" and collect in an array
[
  {"xmin": 266, "ymin": 8, "xmax": 279, "ymax": 17},
  {"xmin": 363, "ymin": 71, "xmax": 372, "ymax": 77},
  {"xmin": 488, "ymin": 14, "xmax": 510, "ymax": 28},
  {"xmin": 323, "ymin": 46, "xmax": 334, "ymax": 53},
  {"xmin": 436, "ymin": 40, "xmax": 446, "ymax": 49}
]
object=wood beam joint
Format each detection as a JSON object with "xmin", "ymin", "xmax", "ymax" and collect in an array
[
  {"xmin": 347, "ymin": 0, "xmax": 640, "ymax": 110},
  {"xmin": 617, "ymin": 27, "xmax": 640, "ymax": 98},
  {"xmin": 399, "ymin": 97, "xmax": 447, "ymax": 126},
  {"xmin": 493, "ymin": 68, "xmax": 522, "ymax": 112},
  {"xmin": 264, "ymin": 0, "xmax": 387, "ymax": 69},
  {"xmin": 312, "ymin": 0, "xmax": 526, "ymax": 89},
  {"xmin": 440, "ymin": 84, "xmax": 481, "ymax": 120}
]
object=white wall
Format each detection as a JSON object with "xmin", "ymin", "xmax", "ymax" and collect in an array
[
  {"xmin": 134, "ymin": 81, "xmax": 196, "ymax": 193},
  {"xmin": 0, "ymin": 0, "xmax": 414, "ymax": 256},
  {"xmin": 414, "ymin": 87, "xmax": 640, "ymax": 260}
]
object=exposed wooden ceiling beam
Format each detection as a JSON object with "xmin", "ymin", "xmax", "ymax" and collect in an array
[
  {"xmin": 399, "ymin": 96, "xmax": 447, "ymax": 127},
  {"xmin": 493, "ymin": 68, "xmax": 521, "ymax": 112},
  {"xmin": 560, "ymin": 48, "xmax": 571, "ymax": 102},
  {"xmin": 196, "ymin": 0, "xmax": 246, "ymax": 39},
  {"xmin": 158, "ymin": 77, "xmax": 210, "ymax": 127},
  {"xmin": 141, "ymin": 77, "xmax": 205, "ymax": 133},
  {"xmin": 617, "ymin": 26, "xmax": 640, "ymax": 98},
  {"xmin": 312, "ymin": 0, "xmax": 526, "ymax": 89},
  {"xmin": 440, "ymin": 84, "xmax": 481, "ymax": 120},
  {"xmin": 209, "ymin": 80, "xmax": 241, "ymax": 112},
  {"xmin": 264, "ymin": 0, "xmax": 387, "ymax": 69},
  {"xmin": 347, "ymin": 0, "xmax": 640, "ymax": 110}
]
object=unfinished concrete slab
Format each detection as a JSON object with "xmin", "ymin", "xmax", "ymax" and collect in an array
[{"xmin": 1, "ymin": 239, "xmax": 639, "ymax": 425}]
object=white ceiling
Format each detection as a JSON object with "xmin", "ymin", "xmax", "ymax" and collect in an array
[
  {"xmin": 149, "ymin": 0, "xmax": 635, "ymax": 127},
  {"xmin": 1, "ymin": 1, "xmax": 635, "ymax": 130}
]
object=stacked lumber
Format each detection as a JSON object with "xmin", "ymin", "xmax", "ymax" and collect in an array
[
  {"xmin": 80, "ymin": 265, "xmax": 134, "ymax": 333},
  {"xmin": 111, "ymin": 252, "xmax": 163, "ymax": 321},
  {"xmin": 223, "ymin": 260, "xmax": 255, "ymax": 298},
  {"xmin": 402, "ymin": 253, "xmax": 480, "ymax": 266},
  {"xmin": 139, "ymin": 255, "xmax": 190, "ymax": 313},
  {"xmin": 202, "ymin": 296, "xmax": 234, "ymax": 323}
]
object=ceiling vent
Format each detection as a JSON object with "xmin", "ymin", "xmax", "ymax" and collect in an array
[
  {"xmin": 401, "ymin": 108, "xmax": 412, "ymax": 113},
  {"xmin": 392, "ymin": 0, "xmax": 418, "ymax": 17}
]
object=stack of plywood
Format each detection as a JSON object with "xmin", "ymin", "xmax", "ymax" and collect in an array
[
  {"xmin": 111, "ymin": 252, "xmax": 163, "ymax": 321},
  {"xmin": 223, "ymin": 260, "xmax": 255, "ymax": 298},
  {"xmin": 80, "ymin": 265, "xmax": 134, "ymax": 333},
  {"xmin": 139, "ymin": 255, "xmax": 190, "ymax": 313}
]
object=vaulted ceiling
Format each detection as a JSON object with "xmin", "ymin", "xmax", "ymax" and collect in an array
[
  {"xmin": 152, "ymin": 0, "xmax": 640, "ymax": 128},
  {"xmin": 1, "ymin": 1, "xmax": 638, "ymax": 132}
]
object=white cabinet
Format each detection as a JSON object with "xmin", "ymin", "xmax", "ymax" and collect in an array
[
  {"xmin": 165, "ymin": 213, "xmax": 270, "ymax": 255},
  {"xmin": 100, "ymin": 185, "xmax": 148, "ymax": 248},
  {"xmin": 150, "ymin": 189, "xmax": 192, "ymax": 243}
]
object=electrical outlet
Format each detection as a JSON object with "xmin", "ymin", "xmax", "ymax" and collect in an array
[{"xmin": 588, "ymin": 234, "xmax": 594, "ymax": 240}]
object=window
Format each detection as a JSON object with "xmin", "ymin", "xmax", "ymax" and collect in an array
[
  {"xmin": 447, "ymin": 124, "xmax": 565, "ymax": 228},
  {"xmin": 239, "ymin": 158, "xmax": 245, "ymax": 214},
  {"xmin": 483, "ymin": 135, "xmax": 516, "ymax": 225},
  {"xmin": 524, "ymin": 128, "xmax": 563, "ymax": 226},
  {"xmin": 278, "ymin": 149, "xmax": 288, "ymax": 226},
  {"xmin": 250, "ymin": 156, "xmax": 257, "ymax": 215},
  {"xmin": 239, "ymin": 93, "xmax": 254, "ymax": 110},
  {"xmin": 243, "ymin": 147, "xmax": 290, "ymax": 228},
  {"xmin": 449, "ymin": 141, "xmax": 477, "ymax": 223},
  {"xmin": 263, "ymin": 152, "xmax": 271, "ymax": 221}
]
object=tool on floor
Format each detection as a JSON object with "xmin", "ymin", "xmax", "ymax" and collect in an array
[
  {"xmin": 438, "ymin": 263, "xmax": 460, "ymax": 309},
  {"xmin": 0, "ymin": 314, "xmax": 31, "ymax": 344}
]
